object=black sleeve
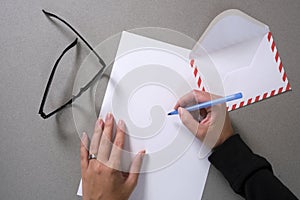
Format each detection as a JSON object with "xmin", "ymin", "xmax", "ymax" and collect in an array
[{"xmin": 208, "ymin": 134, "xmax": 298, "ymax": 200}]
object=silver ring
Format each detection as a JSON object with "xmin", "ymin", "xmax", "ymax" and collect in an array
[{"xmin": 88, "ymin": 153, "xmax": 97, "ymax": 160}]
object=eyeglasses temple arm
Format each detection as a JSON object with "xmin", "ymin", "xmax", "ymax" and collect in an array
[
  {"xmin": 42, "ymin": 9, "xmax": 106, "ymax": 68},
  {"xmin": 38, "ymin": 38, "xmax": 78, "ymax": 119}
]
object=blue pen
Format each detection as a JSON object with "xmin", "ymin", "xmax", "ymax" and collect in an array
[{"xmin": 168, "ymin": 92, "xmax": 243, "ymax": 115}]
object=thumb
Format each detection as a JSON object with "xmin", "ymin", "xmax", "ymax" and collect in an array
[
  {"xmin": 178, "ymin": 107, "xmax": 208, "ymax": 141},
  {"xmin": 80, "ymin": 132, "xmax": 89, "ymax": 173}
]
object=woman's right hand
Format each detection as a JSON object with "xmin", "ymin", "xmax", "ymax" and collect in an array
[{"xmin": 174, "ymin": 90, "xmax": 233, "ymax": 148}]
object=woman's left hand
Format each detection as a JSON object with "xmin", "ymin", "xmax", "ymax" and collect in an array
[{"xmin": 80, "ymin": 113, "xmax": 145, "ymax": 200}]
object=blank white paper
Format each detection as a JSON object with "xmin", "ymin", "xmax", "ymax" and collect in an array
[{"xmin": 77, "ymin": 31, "xmax": 211, "ymax": 200}]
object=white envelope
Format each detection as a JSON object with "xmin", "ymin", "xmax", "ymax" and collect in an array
[{"xmin": 190, "ymin": 9, "xmax": 291, "ymax": 111}]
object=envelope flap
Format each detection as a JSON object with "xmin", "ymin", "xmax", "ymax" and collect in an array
[{"xmin": 190, "ymin": 9, "xmax": 269, "ymax": 58}]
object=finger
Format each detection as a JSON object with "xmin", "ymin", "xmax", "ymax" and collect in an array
[
  {"xmin": 175, "ymin": 90, "xmax": 217, "ymax": 112},
  {"xmin": 97, "ymin": 113, "xmax": 114, "ymax": 162},
  {"xmin": 174, "ymin": 90, "xmax": 213, "ymax": 109},
  {"xmin": 126, "ymin": 150, "xmax": 145, "ymax": 189},
  {"xmin": 175, "ymin": 90, "xmax": 219, "ymax": 109},
  {"xmin": 89, "ymin": 118, "xmax": 104, "ymax": 155},
  {"xmin": 109, "ymin": 120, "xmax": 125, "ymax": 169},
  {"xmin": 80, "ymin": 132, "xmax": 89, "ymax": 172},
  {"xmin": 174, "ymin": 90, "xmax": 197, "ymax": 109},
  {"xmin": 179, "ymin": 107, "xmax": 208, "ymax": 141},
  {"xmin": 192, "ymin": 90, "xmax": 213, "ymax": 103}
]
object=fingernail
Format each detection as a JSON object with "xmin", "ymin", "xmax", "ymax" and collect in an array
[
  {"xmin": 98, "ymin": 118, "xmax": 104, "ymax": 128},
  {"xmin": 139, "ymin": 150, "xmax": 146, "ymax": 157},
  {"xmin": 105, "ymin": 112, "xmax": 113, "ymax": 122},
  {"xmin": 178, "ymin": 107, "xmax": 182, "ymax": 116},
  {"xmin": 118, "ymin": 120, "xmax": 124, "ymax": 128}
]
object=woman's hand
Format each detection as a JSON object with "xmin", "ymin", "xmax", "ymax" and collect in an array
[
  {"xmin": 80, "ymin": 113, "xmax": 145, "ymax": 200},
  {"xmin": 174, "ymin": 90, "xmax": 233, "ymax": 148}
]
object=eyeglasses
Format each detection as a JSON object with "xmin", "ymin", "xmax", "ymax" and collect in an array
[{"xmin": 38, "ymin": 10, "xmax": 106, "ymax": 119}]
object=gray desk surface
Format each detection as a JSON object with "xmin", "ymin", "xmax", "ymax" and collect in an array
[{"xmin": 1, "ymin": 0, "xmax": 299, "ymax": 199}]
